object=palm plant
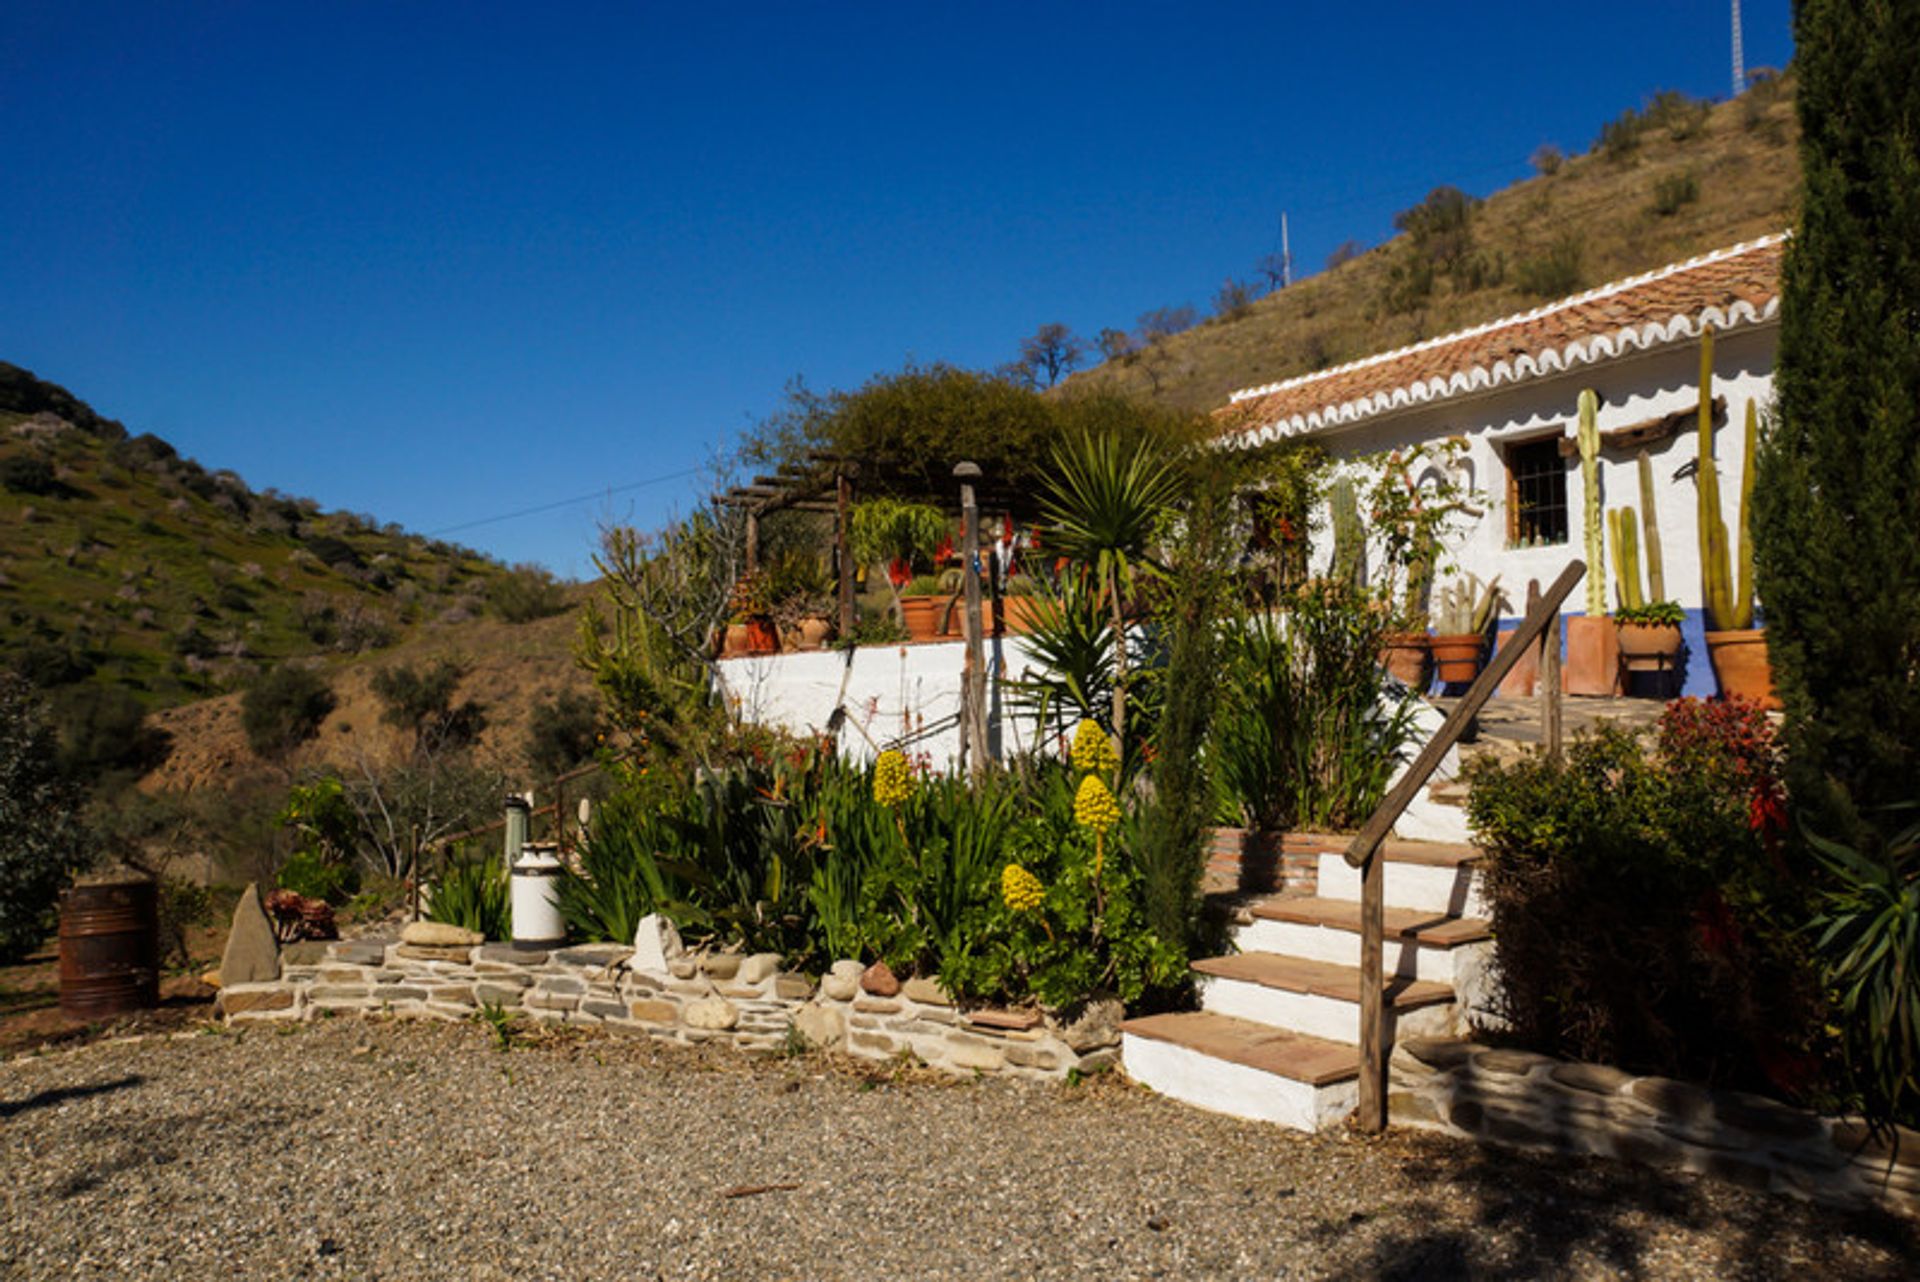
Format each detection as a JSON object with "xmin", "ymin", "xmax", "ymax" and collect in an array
[
  {"xmin": 1004, "ymin": 570, "xmax": 1116, "ymax": 745},
  {"xmin": 1037, "ymin": 433, "xmax": 1182, "ymax": 752}
]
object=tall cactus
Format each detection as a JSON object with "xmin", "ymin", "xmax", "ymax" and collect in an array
[
  {"xmin": 1609, "ymin": 507, "xmax": 1644, "ymax": 611},
  {"xmin": 1329, "ymin": 475, "xmax": 1364, "ymax": 589},
  {"xmin": 1578, "ymin": 388, "xmax": 1605, "ymax": 615},
  {"xmin": 1637, "ymin": 449, "xmax": 1666, "ymax": 602},
  {"xmin": 1695, "ymin": 331, "xmax": 1755, "ymax": 631}
]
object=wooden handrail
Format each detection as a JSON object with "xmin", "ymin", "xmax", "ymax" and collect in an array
[{"xmin": 1347, "ymin": 558, "xmax": 1585, "ymax": 1133}]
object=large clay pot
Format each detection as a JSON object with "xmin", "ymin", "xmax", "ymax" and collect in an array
[
  {"xmin": 1564, "ymin": 614, "xmax": 1622, "ymax": 695},
  {"xmin": 799, "ymin": 617, "xmax": 833, "ymax": 650},
  {"xmin": 1616, "ymin": 622, "xmax": 1683, "ymax": 670},
  {"xmin": 1705, "ymin": 628, "xmax": 1780, "ymax": 709},
  {"xmin": 744, "ymin": 616, "xmax": 780, "ymax": 655},
  {"xmin": 1383, "ymin": 631, "xmax": 1432, "ymax": 690},
  {"xmin": 1430, "ymin": 633, "xmax": 1485, "ymax": 685},
  {"xmin": 899, "ymin": 596, "xmax": 943, "ymax": 642},
  {"xmin": 722, "ymin": 622, "xmax": 752, "ymax": 657}
]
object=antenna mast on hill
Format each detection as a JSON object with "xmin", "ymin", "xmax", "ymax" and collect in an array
[
  {"xmin": 1281, "ymin": 212, "xmax": 1292, "ymax": 288},
  {"xmin": 1731, "ymin": 0, "xmax": 1746, "ymax": 96}
]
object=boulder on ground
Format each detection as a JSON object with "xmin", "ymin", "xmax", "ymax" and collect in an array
[
  {"xmin": 631, "ymin": 913, "xmax": 685, "ymax": 973},
  {"xmin": 401, "ymin": 921, "xmax": 484, "ymax": 948},
  {"xmin": 219, "ymin": 884, "xmax": 280, "ymax": 986}
]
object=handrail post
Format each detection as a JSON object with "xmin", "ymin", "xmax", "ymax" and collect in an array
[{"xmin": 1348, "ymin": 559, "xmax": 1585, "ymax": 1134}]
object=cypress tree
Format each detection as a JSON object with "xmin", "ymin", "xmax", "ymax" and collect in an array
[{"xmin": 1755, "ymin": 1, "xmax": 1920, "ymax": 841}]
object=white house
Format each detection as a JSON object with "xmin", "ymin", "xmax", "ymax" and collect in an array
[{"xmin": 1217, "ymin": 234, "xmax": 1785, "ymax": 698}]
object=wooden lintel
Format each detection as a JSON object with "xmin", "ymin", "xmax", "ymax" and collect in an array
[{"xmin": 1557, "ymin": 395, "xmax": 1725, "ymax": 458}]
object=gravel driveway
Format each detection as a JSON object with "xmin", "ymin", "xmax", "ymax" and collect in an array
[{"xmin": 2, "ymin": 1019, "xmax": 1912, "ymax": 1280}]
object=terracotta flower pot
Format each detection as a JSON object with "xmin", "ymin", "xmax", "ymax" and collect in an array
[
  {"xmin": 722, "ymin": 622, "xmax": 752, "ymax": 657},
  {"xmin": 744, "ymin": 616, "xmax": 780, "ymax": 655},
  {"xmin": 1615, "ymin": 622, "xmax": 1683, "ymax": 670},
  {"xmin": 799, "ymin": 617, "xmax": 833, "ymax": 650},
  {"xmin": 1382, "ymin": 631, "xmax": 1432, "ymax": 690},
  {"xmin": 1429, "ymin": 633, "xmax": 1485, "ymax": 685},
  {"xmin": 1705, "ymin": 628, "xmax": 1779, "ymax": 709},
  {"xmin": 1564, "ymin": 614, "xmax": 1623, "ymax": 695},
  {"xmin": 898, "ymin": 597, "xmax": 944, "ymax": 642}
]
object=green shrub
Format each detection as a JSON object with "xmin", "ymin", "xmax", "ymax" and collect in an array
[
  {"xmin": 427, "ymin": 856, "xmax": 509, "ymax": 938},
  {"xmin": 48, "ymin": 684, "xmax": 170, "ymax": 783},
  {"xmin": 0, "ymin": 674, "xmax": 92, "ymax": 962},
  {"xmin": 242, "ymin": 665, "xmax": 335, "ymax": 760},
  {"xmin": 1466, "ymin": 708, "xmax": 1823, "ymax": 1095},
  {"xmin": 276, "ymin": 849, "xmax": 360, "ymax": 904},
  {"xmin": 488, "ymin": 563, "xmax": 570, "ymax": 623},
  {"xmin": 156, "ymin": 876, "xmax": 216, "ymax": 969},
  {"xmin": 524, "ymin": 689, "xmax": 602, "ymax": 780},
  {"xmin": 1651, "ymin": 170, "xmax": 1699, "ymax": 216},
  {"xmin": 0, "ymin": 454, "xmax": 58, "ymax": 496},
  {"xmin": 1595, "ymin": 109, "xmax": 1645, "ymax": 161},
  {"xmin": 1515, "ymin": 236, "xmax": 1583, "ymax": 297},
  {"xmin": 372, "ymin": 659, "xmax": 485, "ymax": 758}
]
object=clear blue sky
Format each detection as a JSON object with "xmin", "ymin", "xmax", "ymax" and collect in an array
[{"xmin": 0, "ymin": 2, "xmax": 1794, "ymax": 577}]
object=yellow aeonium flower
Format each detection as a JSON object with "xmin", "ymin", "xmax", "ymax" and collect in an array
[
  {"xmin": 1001, "ymin": 863, "xmax": 1045, "ymax": 913},
  {"xmin": 1070, "ymin": 720, "xmax": 1119, "ymax": 777},
  {"xmin": 1073, "ymin": 773, "xmax": 1120, "ymax": 834},
  {"xmin": 872, "ymin": 749, "xmax": 914, "ymax": 808}
]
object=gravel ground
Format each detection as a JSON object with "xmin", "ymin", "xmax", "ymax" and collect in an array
[{"xmin": 1, "ymin": 1019, "xmax": 1913, "ymax": 1280}]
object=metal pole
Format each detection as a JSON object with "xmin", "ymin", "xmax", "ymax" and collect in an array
[{"xmin": 955, "ymin": 462, "xmax": 988, "ymax": 779}]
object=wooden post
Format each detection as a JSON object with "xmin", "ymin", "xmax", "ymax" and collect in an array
[
  {"xmin": 955, "ymin": 462, "xmax": 988, "ymax": 778},
  {"xmin": 1534, "ymin": 580, "xmax": 1563, "ymax": 759},
  {"xmin": 835, "ymin": 470, "xmax": 855, "ymax": 638},
  {"xmin": 1347, "ymin": 559, "xmax": 1585, "ymax": 1133},
  {"xmin": 744, "ymin": 509, "xmax": 760, "ymax": 575}
]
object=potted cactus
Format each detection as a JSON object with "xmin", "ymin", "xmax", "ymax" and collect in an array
[
  {"xmin": 1430, "ymin": 572, "xmax": 1504, "ymax": 684},
  {"xmin": 1608, "ymin": 450, "xmax": 1685, "ymax": 677},
  {"xmin": 1564, "ymin": 388, "xmax": 1623, "ymax": 695},
  {"xmin": 1692, "ymin": 334, "xmax": 1777, "ymax": 707}
]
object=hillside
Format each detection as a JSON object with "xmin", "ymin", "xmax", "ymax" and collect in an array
[
  {"xmin": 1065, "ymin": 76, "xmax": 1800, "ymax": 413},
  {"xmin": 0, "ymin": 364, "xmax": 560, "ymax": 708}
]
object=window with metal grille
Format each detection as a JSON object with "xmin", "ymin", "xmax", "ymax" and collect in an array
[{"xmin": 1506, "ymin": 437, "xmax": 1568, "ymax": 547}]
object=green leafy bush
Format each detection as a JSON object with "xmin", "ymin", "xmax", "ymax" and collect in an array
[
  {"xmin": 1651, "ymin": 170, "xmax": 1699, "ymax": 216},
  {"xmin": 276, "ymin": 850, "xmax": 360, "ymax": 905},
  {"xmin": 524, "ymin": 689, "xmax": 602, "ymax": 780},
  {"xmin": 0, "ymin": 674, "xmax": 92, "ymax": 962},
  {"xmin": 427, "ymin": 856, "xmax": 509, "ymax": 939},
  {"xmin": 1515, "ymin": 236, "xmax": 1583, "ymax": 298},
  {"xmin": 242, "ymin": 665, "xmax": 335, "ymax": 760},
  {"xmin": 1466, "ymin": 707, "xmax": 1823, "ymax": 1095},
  {"xmin": 0, "ymin": 454, "xmax": 59, "ymax": 495},
  {"xmin": 488, "ymin": 563, "xmax": 570, "ymax": 623}
]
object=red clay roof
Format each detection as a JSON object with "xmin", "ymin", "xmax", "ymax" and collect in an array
[{"xmin": 1218, "ymin": 234, "xmax": 1785, "ymax": 445}]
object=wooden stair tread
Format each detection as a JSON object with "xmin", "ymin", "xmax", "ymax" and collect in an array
[
  {"xmin": 1287, "ymin": 832, "xmax": 1482, "ymax": 867},
  {"xmin": 1193, "ymin": 953, "xmax": 1455, "ymax": 1009},
  {"xmin": 1249, "ymin": 897, "xmax": 1491, "ymax": 946},
  {"xmin": 1120, "ymin": 1011, "xmax": 1360, "ymax": 1086}
]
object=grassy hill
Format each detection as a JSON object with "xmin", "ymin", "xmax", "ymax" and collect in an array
[
  {"xmin": 0, "ymin": 363, "xmax": 564, "ymax": 710},
  {"xmin": 1064, "ymin": 76, "xmax": 1800, "ymax": 413}
]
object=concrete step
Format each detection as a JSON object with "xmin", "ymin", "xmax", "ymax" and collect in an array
[
  {"xmin": 1314, "ymin": 845, "xmax": 1487, "ymax": 918},
  {"xmin": 1193, "ymin": 952, "xmax": 1456, "ymax": 1045},
  {"xmin": 1120, "ymin": 1011, "xmax": 1360, "ymax": 1131},
  {"xmin": 1233, "ymin": 897, "xmax": 1492, "ymax": 984}
]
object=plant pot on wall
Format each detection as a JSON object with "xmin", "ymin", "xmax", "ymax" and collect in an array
[
  {"xmin": 1382, "ymin": 632, "xmax": 1433, "ymax": 691},
  {"xmin": 1564, "ymin": 615, "xmax": 1623, "ymax": 695},
  {"xmin": 743, "ymin": 616, "xmax": 780, "ymax": 655},
  {"xmin": 798, "ymin": 617, "xmax": 833, "ymax": 650},
  {"xmin": 1615, "ymin": 622, "xmax": 1683, "ymax": 668},
  {"xmin": 1429, "ymin": 633, "xmax": 1485, "ymax": 685},
  {"xmin": 722, "ymin": 622, "xmax": 752, "ymax": 657},
  {"xmin": 898, "ymin": 597, "xmax": 943, "ymax": 642},
  {"xmin": 1705, "ymin": 629, "xmax": 1779, "ymax": 710}
]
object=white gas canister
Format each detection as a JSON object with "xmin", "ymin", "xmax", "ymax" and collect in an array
[{"xmin": 511, "ymin": 841, "xmax": 566, "ymax": 949}]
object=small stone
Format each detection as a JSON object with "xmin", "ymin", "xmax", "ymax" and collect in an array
[
  {"xmin": 329, "ymin": 940, "xmax": 390, "ymax": 966},
  {"xmin": 668, "ymin": 959, "xmax": 697, "ymax": 979},
  {"xmin": 792, "ymin": 1004, "xmax": 845, "ymax": 1049},
  {"xmin": 860, "ymin": 960, "xmax": 900, "ymax": 997},
  {"xmin": 217, "ymin": 988, "xmax": 293, "ymax": 1016},
  {"xmin": 401, "ymin": 921, "xmax": 484, "ymax": 947},
  {"xmin": 429, "ymin": 985, "xmax": 475, "ymax": 1005},
  {"xmin": 581, "ymin": 999, "xmax": 626, "ymax": 1021},
  {"xmin": 476, "ymin": 944, "xmax": 546, "ymax": 966},
  {"xmin": 1387, "ymin": 1090, "xmax": 1446, "ymax": 1127},
  {"xmin": 1057, "ymin": 997, "xmax": 1124, "ymax": 1052},
  {"xmin": 1549, "ymin": 1062, "xmax": 1633, "ymax": 1096},
  {"xmin": 901, "ymin": 977, "xmax": 951, "ymax": 1007},
  {"xmin": 219, "ymin": 884, "xmax": 281, "ymax": 986},
  {"xmin": 310, "ymin": 984, "xmax": 371, "ymax": 1001},
  {"xmin": 698, "ymin": 953, "xmax": 741, "ymax": 980},
  {"xmin": 773, "ymin": 973, "xmax": 814, "ymax": 1001},
  {"xmin": 474, "ymin": 984, "xmax": 525, "ymax": 1007},
  {"xmin": 1830, "ymin": 1119, "xmax": 1920, "ymax": 1167},
  {"xmin": 280, "ymin": 941, "xmax": 330, "ymax": 965},
  {"xmin": 853, "ymin": 998, "xmax": 902, "ymax": 1014},
  {"xmin": 684, "ymin": 997, "xmax": 739, "ymax": 1030},
  {"xmin": 631, "ymin": 914, "xmax": 684, "ymax": 973},
  {"xmin": 554, "ymin": 945, "xmax": 630, "ymax": 968},
  {"xmin": 965, "ymin": 1008, "xmax": 1041, "ymax": 1032},
  {"xmin": 534, "ymin": 976, "xmax": 586, "ymax": 996},
  {"xmin": 1472, "ymin": 1048, "xmax": 1553, "ymax": 1078},
  {"xmin": 628, "ymin": 999, "xmax": 677, "ymax": 1023},
  {"xmin": 524, "ymin": 991, "xmax": 580, "ymax": 1013},
  {"xmin": 376, "ymin": 986, "xmax": 429, "ymax": 1002},
  {"xmin": 822, "ymin": 960, "xmax": 863, "ymax": 1001},
  {"xmin": 1630, "ymin": 1076, "xmax": 1713, "ymax": 1121},
  {"xmin": 395, "ymin": 944, "xmax": 475, "ymax": 962},
  {"xmin": 737, "ymin": 952, "xmax": 783, "ymax": 985},
  {"xmin": 944, "ymin": 1037, "xmax": 1005, "ymax": 1072},
  {"xmin": 1711, "ymin": 1091, "xmax": 1824, "ymax": 1142},
  {"xmin": 1003, "ymin": 1043, "xmax": 1058, "ymax": 1071},
  {"xmin": 1399, "ymin": 1037, "xmax": 1475, "ymax": 1070}
]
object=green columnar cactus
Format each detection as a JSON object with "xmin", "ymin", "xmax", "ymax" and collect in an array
[
  {"xmin": 1329, "ymin": 475, "xmax": 1364, "ymax": 588},
  {"xmin": 1609, "ymin": 507, "xmax": 1644, "ymax": 611},
  {"xmin": 1695, "ymin": 333, "xmax": 1757, "ymax": 631},
  {"xmin": 1578, "ymin": 388, "xmax": 1605, "ymax": 615},
  {"xmin": 1637, "ymin": 449, "xmax": 1666, "ymax": 602}
]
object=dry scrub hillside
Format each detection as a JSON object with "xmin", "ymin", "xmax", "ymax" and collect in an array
[{"xmin": 1065, "ymin": 77, "xmax": 1799, "ymax": 413}]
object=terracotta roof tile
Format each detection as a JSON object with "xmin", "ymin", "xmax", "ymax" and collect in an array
[{"xmin": 1217, "ymin": 235, "xmax": 1785, "ymax": 445}]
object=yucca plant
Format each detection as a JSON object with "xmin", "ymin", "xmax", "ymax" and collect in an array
[
  {"xmin": 427, "ymin": 854, "xmax": 510, "ymax": 939},
  {"xmin": 1808, "ymin": 806, "xmax": 1920, "ymax": 1126},
  {"xmin": 1003, "ymin": 570, "xmax": 1117, "ymax": 745},
  {"xmin": 1037, "ymin": 432, "xmax": 1182, "ymax": 753}
]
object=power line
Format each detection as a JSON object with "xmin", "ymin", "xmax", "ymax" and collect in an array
[{"xmin": 425, "ymin": 466, "xmax": 704, "ymax": 536}]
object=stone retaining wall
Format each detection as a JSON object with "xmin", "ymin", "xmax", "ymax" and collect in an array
[
  {"xmin": 215, "ymin": 937, "xmax": 1114, "ymax": 1082},
  {"xmin": 1391, "ymin": 1036, "xmax": 1920, "ymax": 1217}
]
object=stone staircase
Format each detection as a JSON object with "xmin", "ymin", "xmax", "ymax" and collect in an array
[{"xmin": 1121, "ymin": 838, "xmax": 1494, "ymax": 1132}]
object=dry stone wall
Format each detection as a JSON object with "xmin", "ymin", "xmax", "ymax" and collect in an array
[
  {"xmin": 1391, "ymin": 1036, "xmax": 1920, "ymax": 1217},
  {"xmin": 215, "ymin": 935, "xmax": 1114, "ymax": 1082}
]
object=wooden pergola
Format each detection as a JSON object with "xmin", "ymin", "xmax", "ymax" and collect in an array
[{"xmin": 716, "ymin": 452, "xmax": 1047, "ymax": 636}]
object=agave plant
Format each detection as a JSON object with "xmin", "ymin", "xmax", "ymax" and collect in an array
[{"xmin": 1036, "ymin": 433, "xmax": 1182, "ymax": 752}]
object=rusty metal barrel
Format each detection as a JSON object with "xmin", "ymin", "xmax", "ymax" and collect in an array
[{"xmin": 58, "ymin": 873, "xmax": 159, "ymax": 1021}]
